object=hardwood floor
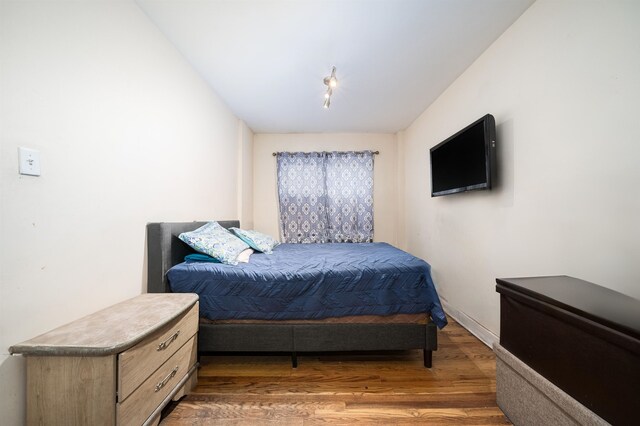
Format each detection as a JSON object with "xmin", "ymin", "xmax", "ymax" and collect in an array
[{"xmin": 161, "ymin": 319, "xmax": 510, "ymax": 425}]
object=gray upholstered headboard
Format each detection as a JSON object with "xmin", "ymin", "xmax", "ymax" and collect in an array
[{"xmin": 146, "ymin": 220, "xmax": 240, "ymax": 293}]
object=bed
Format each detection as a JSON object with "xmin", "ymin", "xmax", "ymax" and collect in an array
[{"xmin": 147, "ymin": 220, "xmax": 446, "ymax": 367}]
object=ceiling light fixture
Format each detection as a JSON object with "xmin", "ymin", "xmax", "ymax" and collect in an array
[{"xmin": 322, "ymin": 66, "xmax": 337, "ymax": 108}]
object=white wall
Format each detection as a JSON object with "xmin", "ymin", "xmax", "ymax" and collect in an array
[
  {"xmin": 396, "ymin": 130, "xmax": 407, "ymax": 250},
  {"xmin": 0, "ymin": 1, "xmax": 248, "ymax": 424},
  {"xmin": 253, "ymin": 133, "xmax": 398, "ymax": 244},
  {"xmin": 238, "ymin": 121, "xmax": 254, "ymax": 229},
  {"xmin": 402, "ymin": 0, "xmax": 640, "ymax": 341}
]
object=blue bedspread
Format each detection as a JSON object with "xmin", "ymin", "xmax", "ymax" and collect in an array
[{"xmin": 167, "ymin": 243, "xmax": 447, "ymax": 328}]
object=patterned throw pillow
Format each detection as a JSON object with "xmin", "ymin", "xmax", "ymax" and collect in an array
[
  {"xmin": 179, "ymin": 222, "xmax": 249, "ymax": 265},
  {"xmin": 230, "ymin": 228, "xmax": 280, "ymax": 254}
]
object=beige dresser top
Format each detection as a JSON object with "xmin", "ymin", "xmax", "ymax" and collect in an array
[{"xmin": 9, "ymin": 293, "xmax": 199, "ymax": 356}]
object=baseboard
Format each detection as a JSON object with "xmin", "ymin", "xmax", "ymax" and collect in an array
[{"xmin": 441, "ymin": 299, "xmax": 499, "ymax": 348}]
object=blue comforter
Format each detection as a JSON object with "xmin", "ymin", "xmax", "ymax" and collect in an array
[{"xmin": 167, "ymin": 243, "xmax": 447, "ymax": 328}]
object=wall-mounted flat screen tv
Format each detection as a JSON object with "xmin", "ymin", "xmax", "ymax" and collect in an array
[{"xmin": 430, "ymin": 114, "xmax": 496, "ymax": 197}]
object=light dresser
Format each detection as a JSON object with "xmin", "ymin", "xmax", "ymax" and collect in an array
[{"xmin": 10, "ymin": 293, "xmax": 199, "ymax": 426}]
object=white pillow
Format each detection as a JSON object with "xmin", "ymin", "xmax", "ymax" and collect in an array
[{"xmin": 236, "ymin": 248, "xmax": 254, "ymax": 263}]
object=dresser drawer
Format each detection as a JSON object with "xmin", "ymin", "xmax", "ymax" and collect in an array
[
  {"xmin": 117, "ymin": 335, "xmax": 197, "ymax": 426},
  {"xmin": 118, "ymin": 301, "xmax": 198, "ymax": 401}
]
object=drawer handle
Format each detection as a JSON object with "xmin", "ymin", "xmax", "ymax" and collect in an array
[
  {"xmin": 157, "ymin": 330, "xmax": 180, "ymax": 351},
  {"xmin": 154, "ymin": 365, "xmax": 179, "ymax": 392}
]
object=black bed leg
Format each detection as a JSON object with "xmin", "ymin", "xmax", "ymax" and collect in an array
[
  {"xmin": 424, "ymin": 349, "xmax": 432, "ymax": 368},
  {"xmin": 291, "ymin": 352, "xmax": 298, "ymax": 368}
]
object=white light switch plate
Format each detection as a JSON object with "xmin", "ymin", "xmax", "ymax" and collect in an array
[{"xmin": 19, "ymin": 147, "xmax": 41, "ymax": 176}]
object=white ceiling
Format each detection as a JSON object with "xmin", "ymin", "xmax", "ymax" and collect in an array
[{"xmin": 136, "ymin": 0, "xmax": 535, "ymax": 133}]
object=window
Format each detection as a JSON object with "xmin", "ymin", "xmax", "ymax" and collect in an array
[{"xmin": 276, "ymin": 151, "xmax": 374, "ymax": 243}]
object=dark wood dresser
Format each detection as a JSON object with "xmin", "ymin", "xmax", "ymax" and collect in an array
[{"xmin": 496, "ymin": 276, "xmax": 640, "ymax": 425}]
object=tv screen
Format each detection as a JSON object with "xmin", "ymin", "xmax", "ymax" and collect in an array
[{"xmin": 430, "ymin": 114, "xmax": 496, "ymax": 197}]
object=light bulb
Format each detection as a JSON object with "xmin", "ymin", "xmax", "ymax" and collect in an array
[{"xmin": 322, "ymin": 67, "xmax": 337, "ymax": 108}]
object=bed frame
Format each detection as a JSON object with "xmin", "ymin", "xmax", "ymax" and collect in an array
[{"xmin": 147, "ymin": 221, "xmax": 438, "ymax": 367}]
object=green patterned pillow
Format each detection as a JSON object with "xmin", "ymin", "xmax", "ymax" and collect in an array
[
  {"xmin": 230, "ymin": 228, "xmax": 280, "ymax": 254},
  {"xmin": 179, "ymin": 222, "xmax": 249, "ymax": 265}
]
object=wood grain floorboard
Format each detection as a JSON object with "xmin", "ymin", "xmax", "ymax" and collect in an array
[{"xmin": 161, "ymin": 319, "xmax": 510, "ymax": 424}]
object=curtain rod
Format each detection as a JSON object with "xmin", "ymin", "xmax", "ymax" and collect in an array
[{"xmin": 272, "ymin": 151, "xmax": 380, "ymax": 156}]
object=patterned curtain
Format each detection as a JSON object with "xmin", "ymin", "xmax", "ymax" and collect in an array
[
  {"xmin": 276, "ymin": 151, "xmax": 374, "ymax": 243},
  {"xmin": 276, "ymin": 152, "xmax": 328, "ymax": 243},
  {"xmin": 325, "ymin": 151, "xmax": 374, "ymax": 243}
]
